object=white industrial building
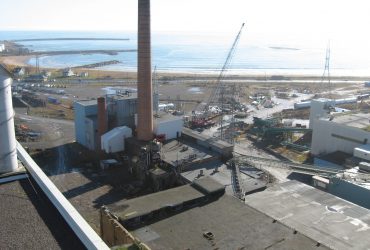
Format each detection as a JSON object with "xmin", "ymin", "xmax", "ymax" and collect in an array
[
  {"xmin": 101, "ymin": 126, "xmax": 132, "ymax": 154},
  {"xmin": 74, "ymin": 93, "xmax": 184, "ymax": 153},
  {"xmin": 0, "ymin": 43, "xmax": 5, "ymax": 52},
  {"xmin": 310, "ymin": 99, "xmax": 370, "ymax": 159},
  {"xmin": 154, "ymin": 114, "xmax": 183, "ymax": 140}
]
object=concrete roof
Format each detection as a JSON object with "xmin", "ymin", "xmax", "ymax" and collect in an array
[
  {"xmin": 154, "ymin": 112, "xmax": 182, "ymax": 122},
  {"xmin": 0, "ymin": 178, "xmax": 85, "ymax": 249},
  {"xmin": 193, "ymin": 176, "xmax": 225, "ymax": 194},
  {"xmin": 109, "ymin": 184, "xmax": 205, "ymax": 221},
  {"xmin": 108, "ymin": 92, "xmax": 138, "ymax": 100},
  {"xmin": 183, "ymin": 128, "xmax": 234, "ymax": 150},
  {"xmin": 161, "ymin": 140, "xmax": 217, "ymax": 167},
  {"xmin": 244, "ymin": 180, "xmax": 370, "ymax": 250},
  {"xmin": 130, "ymin": 194, "xmax": 329, "ymax": 250},
  {"xmin": 181, "ymin": 161, "xmax": 267, "ymax": 196},
  {"xmin": 330, "ymin": 113, "xmax": 370, "ymax": 129}
]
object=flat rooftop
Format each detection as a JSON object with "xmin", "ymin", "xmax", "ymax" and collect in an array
[
  {"xmin": 129, "ymin": 193, "xmax": 328, "ymax": 249},
  {"xmin": 182, "ymin": 127, "xmax": 234, "ymax": 150},
  {"xmin": 108, "ymin": 92, "xmax": 138, "ymax": 100},
  {"xmin": 162, "ymin": 140, "xmax": 217, "ymax": 167},
  {"xmin": 330, "ymin": 113, "xmax": 370, "ymax": 129},
  {"xmin": 109, "ymin": 183, "xmax": 206, "ymax": 221},
  {"xmin": 245, "ymin": 180, "xmax": 370, "ymax": 250},
  {"xmin": 181, "ymin": 160, "xmax": 267, "ymax": 196},
  {"xmin": 0, "ymin": 178, "xmax": 85, "ymax": 249},
  {"xmin": 154, "ymin": 112, "xmax": 182, "ymax": 122}
]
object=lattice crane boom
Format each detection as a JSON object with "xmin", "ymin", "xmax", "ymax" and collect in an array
[{"xmin": 204, "ymin": 22, "xmax": 245, "ymax": 112}]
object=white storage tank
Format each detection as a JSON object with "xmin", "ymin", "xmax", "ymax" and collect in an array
[
  {"xmin": 334, "ymin": 97, "xmax": 357, "ymax": 105},
  {"xmin": 294, "ymin": 101, "xmax": 311, "ymax": 109},
  {"xmin": 101, "ymin": 126, "xmax": 132, "ymax": 154}
]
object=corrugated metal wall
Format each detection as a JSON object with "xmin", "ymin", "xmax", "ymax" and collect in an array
[
  {"xmin": 74, "ymin": 102, "xmax": 97, "ymax": 147},
  {"xmin": 329, "ymin": 177, "xmax": 370, "ymax": 209}
]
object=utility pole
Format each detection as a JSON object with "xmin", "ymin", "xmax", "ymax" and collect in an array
[{"xmin": 321, "ymin": 42, "xmax": 331, "ymax": 99}]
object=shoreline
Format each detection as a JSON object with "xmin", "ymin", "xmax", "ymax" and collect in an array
[
  {"xmin": 0, "ymin": 55, "xmax": 33, "ymax": 67},
  {"xmin": 1, "ymin": 54, "xmax": 370, "ymax": 81}
]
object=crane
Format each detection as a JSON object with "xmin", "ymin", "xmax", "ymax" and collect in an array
[{"xmin": 190, "ymin": 23, "xmax": 246, "ymax": 130}]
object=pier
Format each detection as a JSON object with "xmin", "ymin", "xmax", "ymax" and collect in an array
[
  {"xmin": 10, "ymin": 38, "xmax": 129, "ymax": 42},
  {"xmin": 28, "ymin": 49, "xmax": 135, "ymax": 56},
  {"xmin": 72, "ymin": 60, "xmax": 121, "ymax": 69}
]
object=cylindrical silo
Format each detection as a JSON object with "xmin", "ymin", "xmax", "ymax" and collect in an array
[{"xmin": 0, "ymin": 65, "xmax": 18, "ymax": 173}]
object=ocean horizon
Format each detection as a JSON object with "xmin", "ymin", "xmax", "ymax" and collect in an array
[{"xmin": 1, "ymin": 30, "xmax": 370, "ymax": 77}]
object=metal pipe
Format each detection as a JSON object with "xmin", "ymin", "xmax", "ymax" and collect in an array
[
  {"xmin": 137, "ymin": 0, "xmax": 153, "ymax": 141},
  {"xmin": 0, "ymin": 65, "xmax": 18, "ymax": 173}
]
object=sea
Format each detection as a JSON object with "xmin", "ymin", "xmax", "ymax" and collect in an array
[{"xmin": 1, "ymin": 30, "xmax": 370, "ymax": 77}]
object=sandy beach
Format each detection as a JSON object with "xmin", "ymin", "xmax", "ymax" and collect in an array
[{"xmin": 0, "ymin": 55, "xmax": 33, "ymax": 67}]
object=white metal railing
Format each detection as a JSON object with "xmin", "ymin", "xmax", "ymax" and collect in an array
[{"xmin": 16, "ymin": 141, "xmax": 109, "ymax": 250}]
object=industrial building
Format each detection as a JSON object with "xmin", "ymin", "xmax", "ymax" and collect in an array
[
  {"xmin": 100, "ymin": 175, "xmax": 370, "ymax": 250},
  {"xmin": 101, "ymin": 177, "xmax": 332, "ymax": 249},
  {"xmin": 74, "ymin": 92, "xmax": 163, "ymax": 151},
  {"xmin": 310, "ymin": 99, "xmax": 370, "ymax": 157},
  {"xmin": 5, "ymin": 0, "xmax": 370, "ymax": 248},
  {"xmin": 308, "ymin": 99, "xmax": 370, "ymax": 209}
]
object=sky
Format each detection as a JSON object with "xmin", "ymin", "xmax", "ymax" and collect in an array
[{"xmin": 1, "ymin": 0, "xmax": 370, "ymax": 47}]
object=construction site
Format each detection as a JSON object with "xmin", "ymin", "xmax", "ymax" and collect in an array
[{"xmin": 2, "ymin": 0, "xmax": 370, "ymax": 250}]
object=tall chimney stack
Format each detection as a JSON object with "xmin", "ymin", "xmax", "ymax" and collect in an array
[{"xmin": 137, "ymin": 0, "xmax": 153, "ymax": 141}]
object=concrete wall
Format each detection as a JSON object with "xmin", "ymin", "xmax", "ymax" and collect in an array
[
  {"xmin": 154, "ymin": 117, "xmax": 183, "ymax": 140},
  {"xmin": 115, "ymin": 99, "xmax": 137, "ymax": 128},
  {"xmin": 100, "ymin": 207, "xmax": 150, "ymax": 249},
  {"xmin": 309, "ymin": 100, "xmax": 329, "ymax": 129},
  {"xmin": 100, "ymin": 207, "xmax": 135, "ymax": 247},
  {"xmin": 74, "ymin": 102, "xmax": 97, "ymax": 147},
  {"xmin": 108, "ymin": 94, "xmax": 158, "ymax": 129},
  {"xmin": 85, "ymin": 117, "xmax": 97, "ymax": 151},
  {"xmin": 311, "ymin": 119, "xmax": 370, "ymax": 155},
  {"xmin": 328, "ymin": 177, "xmax": 370, "ymax": 209}
]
